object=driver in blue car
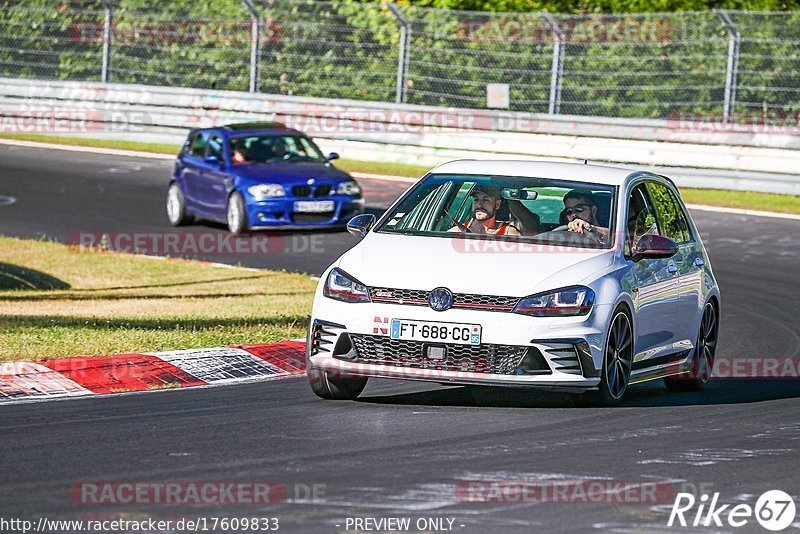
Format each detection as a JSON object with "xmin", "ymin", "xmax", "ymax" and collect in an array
[
  {"xmin": 449, "ymin": 186, "xmax": 521, "ymax": 236},
  {"xmin": 563, "ymin": 189, "xmax": 609, "ymax": 243},
  {"xmin": 231, "ymin": 140, "xmax": 249, "ymax": 165}
]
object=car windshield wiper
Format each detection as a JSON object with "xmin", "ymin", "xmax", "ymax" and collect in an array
[{"xmin": 385, "ymin": 228, "xmax": 424, "ymax": 236}]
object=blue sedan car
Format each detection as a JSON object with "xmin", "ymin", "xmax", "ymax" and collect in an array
[{"xmin": 166, "ymin": 122, "xmax": 365, "ymax": 234}]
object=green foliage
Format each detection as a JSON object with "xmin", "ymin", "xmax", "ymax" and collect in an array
[
  {"xmin": 392, "ymin": 0, "xmax": 800, "ymax": 13},
  {"xmin": 0, "ymin": 1, "xmax": 798, "ymax": 119}
]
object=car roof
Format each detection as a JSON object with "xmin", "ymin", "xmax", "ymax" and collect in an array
[
  {"xmin": 194, "ymin": 122, "xmax": 305, "ymax": 136},
  {"xmin": 429, "ymin": 160, "xmax": 651, "ymax": 187}
]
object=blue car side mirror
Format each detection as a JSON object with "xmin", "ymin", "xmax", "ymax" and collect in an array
[
  {"xmin": 325, "ymin": 152, "xmax": 340, "ymax": 163},
  {"xmin": 204, "ymin": 154, "xmax": 220, "ymax": 165}
]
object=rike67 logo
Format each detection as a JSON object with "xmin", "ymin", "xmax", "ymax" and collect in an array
[{"xmin": 669, "ymin": 490, "xmax": 796, "ymax": 531}]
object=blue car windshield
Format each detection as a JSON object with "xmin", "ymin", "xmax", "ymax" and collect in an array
[
  {"xmin": 376, "ymin": 174, "xmax": 617, "ymax": 249},
  {"xmin": 229, "ymin": 134, "xmax": 325, "ymax": 165}
]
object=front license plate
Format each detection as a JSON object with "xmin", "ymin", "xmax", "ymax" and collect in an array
[
  {"xmin": 390, "ymin": 319, "xmax": 481, "ymax": 345},
  {"xmin": 294, "ymin": 200, "xmax": 334, "ymax": 213}
]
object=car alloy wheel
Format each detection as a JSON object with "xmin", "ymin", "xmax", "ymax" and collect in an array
[
  {"xmin": 584, "ymin": 309, "xmax": 633, "ymax": 406},
  {"xmin": 307, "ymin": 364, "xmax": 368, "ymax": 400},
  {"xmin": 606, "ymin": 311, "xmax": 633, "ymax": 400},
  {"xmin": 166, "ymin": 183, "xmax": 191, "ymax": 226},
  {"xmin": 664, "ymin": 302, "xmax": 718, "ymax": 391},
  {"xmin": 227, "ymin": 192, "xmax": 248, "ymax": 235}
]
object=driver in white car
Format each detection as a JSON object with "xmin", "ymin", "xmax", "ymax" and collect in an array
[
  {"xmin": 563, "ymin": 189, "xmax": 609, "ymax": 244},
  {"xmin": 450, "ymin": 186, "xmax": 521, "ymax": 236}
]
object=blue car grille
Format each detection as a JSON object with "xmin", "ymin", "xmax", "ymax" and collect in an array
[{"xmin": 292, "ymin": 185, "xmax": 332, "ymax": 198}]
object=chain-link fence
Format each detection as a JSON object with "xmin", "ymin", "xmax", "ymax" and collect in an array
[{"xmin": 1, "ymin": 0, "xmax": 799, "ymax": 123}]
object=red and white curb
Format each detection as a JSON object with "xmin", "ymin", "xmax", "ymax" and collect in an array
[{"xmin": 0, "ymin": 341, "xmax": 306, "ymax": 404}]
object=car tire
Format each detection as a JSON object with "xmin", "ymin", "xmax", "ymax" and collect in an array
[
  {"xmin": 166, "ymin": 183, "xmax": 193, "ymax": 226},
  {"xmin": 664, "ymin": 302, "xmax": 718, "ymax": 392},
  {"xmin": 307, "ymin": 365, "xmax": 368, "ymax": 400},
  {"xmin": 226, "ymin": 192, "xmax": 248, "ymax": 235},
  {"xmin": 583, "ymin": 307, "xmax": 633, "ymax": 407}
]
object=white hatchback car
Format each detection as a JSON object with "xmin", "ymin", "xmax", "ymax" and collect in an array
[{"xmin": 306, "ymin": 161, "xmax": 721, "ymax": 405}]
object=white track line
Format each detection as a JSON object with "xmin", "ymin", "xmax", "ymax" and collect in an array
[
  {"xmin": 1, "ymin": 137, "xmax": 797, "ymax": 220},
  {"xmin": 350, "ymin": 171, "xmax": 416, "ymax": 183},
  {"xmin": 0, "ymin": 138, "xmax": 176, "ymax": 159},
  {"xmin": 684, "ymin": 203, "xmax": 800, "ymax": 221}
]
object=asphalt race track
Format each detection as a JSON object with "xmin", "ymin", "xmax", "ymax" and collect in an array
[{"xmin": 1, "ymin": 144, "xmax": 800, "ymax": 532}]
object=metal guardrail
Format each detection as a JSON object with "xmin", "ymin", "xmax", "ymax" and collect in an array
[{"xmin": 1, "ymin": 78, "xmax": 799, "ymax": 195}]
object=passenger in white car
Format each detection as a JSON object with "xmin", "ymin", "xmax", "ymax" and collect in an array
[{"xmin": 562, "ymin": 189, "xmax": 610, "ymax": 244}]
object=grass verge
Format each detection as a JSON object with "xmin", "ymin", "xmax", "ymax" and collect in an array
[
  {"xmin": 0, "ymin": 236, "xmax": 315, "ymax": 362},
  {"xmin": 1, "ymin": 132, "xmax": 797, "ymax": 215}
]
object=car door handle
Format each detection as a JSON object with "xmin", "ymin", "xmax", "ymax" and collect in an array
[
  {"xmin": 667, "ymin": 264, "xmax": 679, "ymax": 274},
  {"xmin": 694, "ymin": 257, "xmax": 705, "ymax": 267}
]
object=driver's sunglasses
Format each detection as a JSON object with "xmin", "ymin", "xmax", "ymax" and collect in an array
[{"xmin": 562, "ymin": 203, "xmax": 593, "ymax": 216}]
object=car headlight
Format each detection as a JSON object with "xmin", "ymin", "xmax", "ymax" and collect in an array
[
  {"xmin": 336, "ymin": 181, "xmax": 362, "ymax": 196},
  {"xmin": 323, "ymin": 268, "xmax": 371, "ymax": 303},
  {"xmin": 513, "ymin": 286, "xmax": 595, "ymax": 317},
  {"xmin": 247, "ymin": 184, "xmax": 285, "ymax": 199}
]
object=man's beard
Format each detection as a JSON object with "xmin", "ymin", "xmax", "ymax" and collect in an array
[{"xmin": 474, "ymin": 208, "xmax": 494, "ymax": 221}]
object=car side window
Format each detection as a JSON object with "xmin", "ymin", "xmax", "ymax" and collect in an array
[
  {"xmin": 646, "ymin": 181, "xmax": 692, "ymax": 243},
  {"xmin": 181, "ymin": 134, "xmax": 193, "ymax": 155},
  {"xmin": 189, "ymin": 133, "xmax": 208, "ymax": 158},
  {"xmin": 625, "ymin": 184, "xmax": 659, "ymax": 256},
  {"xmin": 207, "ymin": 135, "xmax": 224, "ymax": 161}
]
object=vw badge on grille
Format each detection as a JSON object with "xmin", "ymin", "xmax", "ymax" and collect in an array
[{"xmin": 428, "ymin": 287, "xmax": 453, "ymax": 311}]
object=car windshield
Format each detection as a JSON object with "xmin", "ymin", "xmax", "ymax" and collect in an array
[
  {"xmin": 377, "ymin": 174, "xmax": 617, "ymax": 249},
  {"xmin": 229, "ymin": 134, "xmax": 325, "ymax": 165}
]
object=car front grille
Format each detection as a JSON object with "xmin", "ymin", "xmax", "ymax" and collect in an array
[
  {"xmin": 368, "ymin": 287, "xmax": 520, "ymax": 312},
  {"xmin": 292, "ymin": 212, "xmax": 335, "ymax": 224},
  {"xmin": 313, "ymin": 185, "xmax": 332, "ymax": 197},
  {"xmin": 291, "ymin": 185, "xmax": 332, "ymax": 198},
  {"xmin": 348, "ymin": 334, "xmax": 528, "ymax": 375}
]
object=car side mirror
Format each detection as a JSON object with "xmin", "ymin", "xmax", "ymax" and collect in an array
[
  {"xmin": 630, "ymin": 234, "xmax": 678, "ymax": 262},
  {"xmin": 204, "ymin": 154, "xmax": 220, "ymax": 165},
  {"xmin": 325, "ymin": 152, "xmax": 340, "ymax": 163},
  {"xmin": 347, "ymin": 214, "xmax": 376, "ymax": 239}
]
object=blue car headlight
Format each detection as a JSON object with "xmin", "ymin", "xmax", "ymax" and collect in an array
[
  {"xmin": 248, "ymin": 184, "xmax": 285, "ymax": 199},
  {"xmin": 513, "ymin": 286, "xmax": 595, "ymax": 317},
  {"xmin": 336, "ymin": 181, "xmax": 362, "ymax": 196},
  {"xmin": 323, "ymin": 268, "xmax": 371, "ymax": 303}
]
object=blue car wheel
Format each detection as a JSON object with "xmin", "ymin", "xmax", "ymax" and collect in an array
[
  {"xmin": 166, "ymin": 183, "xmax": 193, "ymax": 226},
  {"xmin": 227, "ymin": 192, "xmax": 249, "ymax": 235}
]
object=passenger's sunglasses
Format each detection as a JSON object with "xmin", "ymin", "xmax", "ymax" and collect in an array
[{"xmin": 562, "ymin": 204, "xmax": 593, "ymax": 216}]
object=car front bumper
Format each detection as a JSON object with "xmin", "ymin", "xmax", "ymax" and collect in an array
[
  {"xmin": 307, "ymin": 297, "xmax": 614, "ymax": 391},
  {"xmin": 245, "ymin": 195, "xmax": 365, "ymax": 228}
]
